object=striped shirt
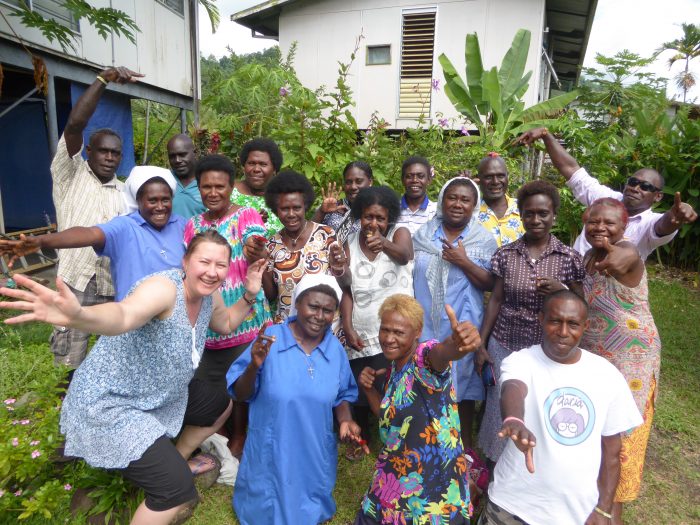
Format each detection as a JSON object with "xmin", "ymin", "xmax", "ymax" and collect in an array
[
  {"xmin": 397, "ymin": 194, "xmax": 438, "ymax": 235},
  {"xmin": 51, "ymin": 135, "xmax": 125, "ymax": 295}
]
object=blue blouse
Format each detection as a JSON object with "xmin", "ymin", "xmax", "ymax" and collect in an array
[{"xmin": 227, "ymin": 319, "xmax": 358, "ymax": 525}]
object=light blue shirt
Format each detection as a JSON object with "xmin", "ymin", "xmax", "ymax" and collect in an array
[
  {"xmin": 172, "ymin": 177, "xmax": 205, "ymax": 220},
  {"xmin": 413, "ymin": 223, "xmax": 491, "ymax": 400},
  {"xmin": 96, "ymin": 211, "xmax": 186, "ymax": 301},
  {"xmin": 227, "ymin": 319, "xmax": 357, "ymax": 525}
]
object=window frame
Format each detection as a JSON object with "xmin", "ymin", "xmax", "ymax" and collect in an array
[{"xmin": 366, "ymin": 44, "xmax": 392, "ymax": 66}]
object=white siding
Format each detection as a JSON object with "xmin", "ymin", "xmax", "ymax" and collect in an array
[
  {"xmin": 0, "ymin": 0, "xmax": 193, "ymax": 97},
  {"xmin": 277, "ymin": 0, "xmax": 546, "ymax": 128}
]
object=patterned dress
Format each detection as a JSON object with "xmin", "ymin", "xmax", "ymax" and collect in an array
[
  {"xmin": 230, "ymin": 187, "xmax": 283, "ymax": 234},
  {"xmin": 359, "ymin": 342, "xmax": 471, "ymax": 524},
  {"xmin": 59, "ymin": 270, "xmax": 212, "ymax": 468},
  {"xmin": 184, "ymin": 206, "xmax": 271, "ymax": 349},
  {"xmin": 267, "ymin": 222, "xmax": 336, "ymax": 323},
  {"xmin": 581, "ymin": 267, "xmax": 660, "ymax": 501}
]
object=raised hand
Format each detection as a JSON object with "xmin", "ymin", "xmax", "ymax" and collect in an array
[
  {"xmin": 0, "ymin": 274, "xmax": 81, "ymax": 326},
  {"xmin": 321, "ymin": 182, "xmax": 346, "ymax": 214},
  {"xmin": 365, "ymin": 228, "xmax": 385, "ymax": 254},
  {"xmin": 669, "ymin": 192, "xmax": 698, "ymax": 226},
  {"xmin": 329, "ymin": 241, "xmax": 347, "ymax": 275},
  {"xmin": 593, "ymin": 237, "xmax": 638, "ymax": 276},
  {"xmin": 0, "ymin": 234, "xmax": 41, "ymax": 267},
  {"xmin": 243, "ymin": 258, "xmax": 267, "ymax": 297},
  {"xmin": 514, "ymin": 127, "xmax": 548, "ymax": 147},
  {"xmin": 243, "ymin": 234, "xmax": 268, "ymax": 263},
  {"xmin": 358, "ymin": 366, "xmax": 386, "ymax": 391},
  {"xmin": 100, "ymin": 66, "xmax": 144, "ymax": 84},
  {"xmin": 250, "ymin": 329, "xmax": 275, "ymax": 369},
  {"xmin": 498, "ymin": 418, "xmax": 536, "ymax": 473},
  {"xmin": 445, "ymin": 304, "xmax": 480, "ymax": 354}
]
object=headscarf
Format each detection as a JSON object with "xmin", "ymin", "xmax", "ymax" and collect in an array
[
  {"xmin": 122, "ymin": 166, "xmax": 177, "ymax": 214},
  {"xmin": 289, "ymin": 273, "xmax": 343, "ymax": 318},
  {"xmin": 412, "ymin": 177, "xmax": 497, "ymax": 332}
]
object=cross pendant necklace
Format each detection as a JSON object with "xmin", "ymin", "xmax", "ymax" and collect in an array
[{"xmin": 301, "ymin": 350, "xmax": 315, "ymax": 379}]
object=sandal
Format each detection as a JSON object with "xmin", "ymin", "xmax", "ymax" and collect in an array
[
  {"xmin": 345, "ymin": 444, "xmax": 366, "ymax": 461},
  {"xmin": 188, "ymin": 453, "xmax": 221, "ymax": 491}
]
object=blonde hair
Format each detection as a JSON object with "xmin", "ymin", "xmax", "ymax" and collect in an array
[{"xmin": 379, "ymin": 294, "xmax": 424, "ymax": 333}]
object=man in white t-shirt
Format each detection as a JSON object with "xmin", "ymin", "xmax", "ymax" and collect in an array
[{"xmin": 480, "ymin": 290, "xmax": 642, "ymax": 525}]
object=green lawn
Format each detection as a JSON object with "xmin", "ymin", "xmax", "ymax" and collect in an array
[{"xmin": 1, "ymin": 270, "xmax": 698, "ymax": 524}]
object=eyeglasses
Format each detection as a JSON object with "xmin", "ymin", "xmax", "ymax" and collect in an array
[{"xmin": 626, "ymin": 177, "xmax": 660, "ymax": 193}]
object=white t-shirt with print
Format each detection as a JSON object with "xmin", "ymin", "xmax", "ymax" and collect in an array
[{"xmin": 489, "ymin": 344, "xmax": 643, "ymax": 525}]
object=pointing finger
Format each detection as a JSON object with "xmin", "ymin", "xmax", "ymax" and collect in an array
[
  {"xmin": 674, "ymin": 192, "xmax": 682, "ymax": 209},
  {"xmin": 374, "ymin": 368, "xmax": 387, "ymax": 378}
]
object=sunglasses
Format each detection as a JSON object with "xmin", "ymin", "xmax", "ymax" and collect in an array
[{"xmin": 626, "ymin": 177, "xmax": 660, "ymax": 193}]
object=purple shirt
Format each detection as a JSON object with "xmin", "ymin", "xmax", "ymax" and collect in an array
[{"xmin": 490, "ymin": 235, "xmax": 585, "ymax": 352}]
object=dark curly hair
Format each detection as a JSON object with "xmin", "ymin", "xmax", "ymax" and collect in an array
[
  {"xmin": 264, "ymin": 170, "xmax": 315, "ymax": 212},
  {"xmin": 401, "ymin": 155, "xmax": 431, "ymax": 178},
  {"xmin": 351, "ymin": 186, "xmax": 401, "ymax": 225},
  {"xmin": 516, "ymin": 180, "xmax": 561, "ymax": 214},
  {"xmin": 343, "ymin": 160, "xmax": 373, "ymax": 180},
  {"xmin": 239, "ymin": 137, "xmax": 283, "ymax": 173},
  {"xmin": 195, "ymin": 154, "xmax": 236, "ymax": 185}
]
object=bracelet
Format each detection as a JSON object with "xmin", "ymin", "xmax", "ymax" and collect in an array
[
  {"xmin": 502, "ymin": 416, "xmax": 525, "ymax": 426},
  {"xmin": 242, "ymin": 292, "xmax": 256, "ymax": 305},
  {"xmin": 594, "ymin": 506, "xmax": 612, "ymax": 519},
  {"xmin": 96, "ymin": 75, "xmax": 109, "ymax": 85},
  {"xmin": 331, "ymin": 267, "xmax": 345, "ymax": 277},
  {"xmin": 561, "ymin": 283, "xmax": 569, "ymax": 290}
]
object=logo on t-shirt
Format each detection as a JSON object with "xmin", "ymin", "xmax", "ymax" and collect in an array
[{"xmin": 543, "ymin": 387, "xmax": 596, "ymax": 446}]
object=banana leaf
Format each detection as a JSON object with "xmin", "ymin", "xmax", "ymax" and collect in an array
[
  {"xmin": 517, "ymin": 89, "xmax": 580, "ymax": 123},
  {"xmin": 439, "ymin": 53, "xmax": 482, "ymax": 125},
  {"xmin": 465, "ymin": 33, "xmax": 486, "ymax": 111},
  {"xmin": 499, "ymin": 29, "xmax": 531, "ymax": 100}
]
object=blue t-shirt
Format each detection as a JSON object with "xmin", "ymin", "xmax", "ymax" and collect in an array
[
  {"xmin": 172, "ymin": 177, "xmax": 205, "ymax": 220},
  {"xmin": 96, "ymin": 211, "xmax": 186, "ymax": 301}
]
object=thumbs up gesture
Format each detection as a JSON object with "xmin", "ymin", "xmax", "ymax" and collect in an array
[
  {"xmin": 669, "ymin": 192, "xmax": 698, "ymax": 226},
  {"xmin": 445, "ymin": 304, "xmax": 480, "ymax": 354},
  {"xmin": 358, "ymin": 366, "xmax": 386, "ymax": 391}
]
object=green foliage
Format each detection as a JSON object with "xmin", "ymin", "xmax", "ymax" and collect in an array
[
  {"xmin": 438, "ymin": 29, "xmax": 579, "ymax": 148},
  {"xmin": 9, "ymin": 0, "xmax": 139, "ymax": 52},
  {"xmin": 548, "ymin": 51, "xmax": 700, "ymax": 269}
]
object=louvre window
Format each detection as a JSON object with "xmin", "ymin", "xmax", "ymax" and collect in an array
[
  {"xmin": 156, "ymin": 0, "xmax": 184, "ymax": 16},
  {"xmin": 8, "ymin": 0, "xmax": 79, "ymax": 32},
  {"xmin": 367, "ymin": 45, "xmax": 391, "ymax": 65},
  {"xmin": 399, "ymin": 10, "xmax": 436, "ymax": 119}
]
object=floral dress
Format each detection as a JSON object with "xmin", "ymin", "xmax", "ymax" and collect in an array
[
  {"xmin": 230, "ymin": 187, "xmax": 283, "ymax": 234},
  {"xmin": 359, "ymin": 342, "xmax": 471, "ymax": 524},
  {"xmin": 267, "ymin": 222, "xmax": 336, "ymax": 323}
]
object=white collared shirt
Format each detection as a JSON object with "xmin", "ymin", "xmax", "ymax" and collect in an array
[{"xmin": 567, "ymin": 167, "xmax": 675, "ymax": 260}]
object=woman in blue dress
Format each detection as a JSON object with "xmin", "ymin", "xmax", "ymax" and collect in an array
[
  {"xmin": 228, "ymin": 273, "xmax": 367, "ymax": 525},
  {"xmin": 0, "ymin": 230, "xmax": 266, "ymax": 525}
]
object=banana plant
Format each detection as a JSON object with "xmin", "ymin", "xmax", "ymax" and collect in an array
[{"xmin": 439, "ymin": 29, "xmax": 579, "ymax": 148}]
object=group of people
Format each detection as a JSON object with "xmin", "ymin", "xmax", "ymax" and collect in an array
[{"xmin": 0, "ymin": 66, "xmax": 697, "ymax": 525}]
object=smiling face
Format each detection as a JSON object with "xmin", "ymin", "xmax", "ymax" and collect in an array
[
  {"xmin": 521, "ymin": 194, "xmax": 555, "ymax": 241},
  {"xmin": 401, "ymin": 163, "xmax": 432, "ymax": 201},
  {"xmin": 343, "ymin": 167, "xmax": 372, "ymax": 204},
  {"xmin": 478, "ymin": 158, "xmax": 508, "ymax": 202},
  {"xmin": 137, "ymin": 181, "xmax": 172, "ymax": 230},
  {"xmin": 199, "ymin": 170, "xmax": 233, "ymax": 216},
  {"xmin": 86, "ymin": 133, "xmax": 122, "ymax": 182},
  {"xmin": 276, "ymin": 192, "xmax": 307, "ymax": 234},
  {"xmin": 441, "ymin": 182, "xmax": 476, "ymax": 229},
  {"xmin": 584, "ymin": 204, "xmax": 626, "ymax": 248},
  {"xmin": 360, "ymin": 203, "xmax": 390, "ymax": 237},
  {"xmin": 294, "ymin": 291, "xmax": 337, "ymax": 340},
  {"xmin": 539, "ymin": 296, "xmax": 588, "ymax": 365},
  {"xmin": 167, "ymin": 136, "xmax": 196, "ymax": 180},
  {"xmin": 622, "ymin": 169, "xmax": 663, "ymax": 216},
  {"xmin": 243, "ymin": 150, "xmax": 276, "ymax": 193},
  {"xmin": 379, "ymin": 310, "xmax": 420, "ymax": 368},
  {"xmin": 182, "ymin": 241, "xmax": 230, "ymax": 298}
]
